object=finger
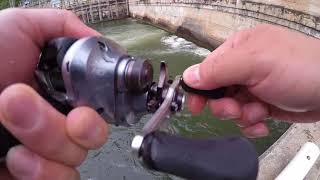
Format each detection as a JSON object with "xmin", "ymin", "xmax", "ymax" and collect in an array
[
  {"xmin": 268, "ymin": 105, "xmax": 320, "ymax": 123},
  {"xmin": 241, "ymin": 122, "xmax": 269, "ymax": 138},
  {"xmin": 0, "ymin": 8, "xmax": 100, "ymax": 47},
  {"xmin": 0, "ymin": 84, "xmax": 87, "ymax": 166},
  {"xmin": 207, "ymin": 98, "xmax": 241, "ymax": 120},
  {"xmin": 7, "ymin": 145, "xmax": 79, "ymax": 180},
  {"xmin": 235, "ymin": 102, "xmax": 269, "ymax": 127},
  {"xmin": 187, "ymin": 93, "xmax": 207, "ymax": 115},
  {"xmin": 231, "ymin": 86, "xmax": 257, "ymax": 104},
  {"xmin": 0, "ymin": 8, "xmax": 100, "ymax": 90},
  {"xmin": 66, "ymin": 107, "xmax": 108, "ymax": 149},
  {"xmin": 183, "ymin": 28, "xmax": 269, "ymax": 90}
]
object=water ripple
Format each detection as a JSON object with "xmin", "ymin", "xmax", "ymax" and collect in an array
[{"xmin": 161, "ymin": 35, "xmax": 211, "ymax": 57}]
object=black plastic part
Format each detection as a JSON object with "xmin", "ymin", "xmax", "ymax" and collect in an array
[
  {"xmin": 125, "ymin": 59, "xmax": 154, "ymax": 93},
  {"xmin": 0, "ymin": 125, "xmax": 19, "ymax": 158},
  {"xmin": 0, "ymin": 37, "xmax": 77, "ymax": 159},
  {"xmin": 38, "ymin": 37, "xmax": 77, "ymax": 69},
  {"xmin": 141, "ymin": 132, "xmax": 258, "ymax": 180},
  {"xmin": 181, "ymin": 78, "xmax": 227, "ymax": 99},
  {"xmin": 36, "ymin": 37, "xmax": 77, "ymax": 115}
]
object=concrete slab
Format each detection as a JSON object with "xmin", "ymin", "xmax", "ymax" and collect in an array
[{"xmin": 258, "ymin": 122, "xmax": 320, "ymax": 180}]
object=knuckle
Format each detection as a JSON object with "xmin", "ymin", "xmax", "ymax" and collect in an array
[
  {"xmin": 46, "ymin": 144, "xmax": 86, "ymax": 166},
  {"xmin": 231, "ymin": 29, "xmax": 252, "ymax": 47},
  {"xmin": 35, "ymin": 134, "xmax": 66, "ymax": 159},
  {"xmin": 55, "ymin": 9, "xmax": 78, "ymax": 23},
  {"xmin": 63, "ymin": 9, "xmax": 79, "ymax": 20},
  {"xmin": 226, "ymin": 27, "xmax": 255, "ymax": 50},
  {"xmin": 34, "ymin": 130, "xmax": 86, "ymax": 166}
]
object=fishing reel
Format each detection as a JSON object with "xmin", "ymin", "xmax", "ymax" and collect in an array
[
  {"xmin": 34, "ymin": 37, "xmax": 184, "ymax": 126},
  {"xmin": 0, "ymin": 36, "xmax": 259, "ymax": 180}
]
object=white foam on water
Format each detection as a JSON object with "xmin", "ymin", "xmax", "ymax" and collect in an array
[
  {"xmin": 114, "ymin": 30, "xmax": 165, "ymax": 47},
  {"xmin": 161, "ymin": 35, "xmax": 211, "ymax": 57}
]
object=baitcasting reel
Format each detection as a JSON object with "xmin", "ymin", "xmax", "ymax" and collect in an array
[
  {"xmin": 34, "ymin": 36, "xmax": 184, "ymax": 126},
  {"xmin": 0, "ymin": 36, "xmax": 259, "ymax": 180}
]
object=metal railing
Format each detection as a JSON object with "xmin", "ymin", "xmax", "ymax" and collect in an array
[{"xmin": 20, "ymin": 0, "xmax": 129, "ymax": 23}]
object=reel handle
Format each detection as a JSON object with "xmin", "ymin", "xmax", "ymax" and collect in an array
[{"xmin": 139, "ymin": 131, "xmax": 259, "ymax": 180}]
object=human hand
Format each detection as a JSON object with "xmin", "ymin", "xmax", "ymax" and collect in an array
[
  {"xmin": 0, "ymin": 8, "xmax": 108, "ymax": 179},
  {"xmin": 183, "ymin": 24, "xmax": 320, "ymax": 138}
]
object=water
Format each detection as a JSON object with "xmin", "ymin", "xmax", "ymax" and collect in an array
[{"xmin": 79, "ymin": 19, "xmax": 290, "ymax": 180}]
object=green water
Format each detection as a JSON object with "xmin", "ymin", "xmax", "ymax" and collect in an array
[{"xmin": 79, "ymin": 19, "xmax": 290, "ymax": 180}]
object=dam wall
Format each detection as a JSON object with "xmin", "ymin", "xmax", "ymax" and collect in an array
[
  {"xmin": 129, "ymin": 0, "xmax": 320, "ymax": 49},
  {"xmin": 21, "ymin": 0, "xmax": 129, "ymax": 24}
]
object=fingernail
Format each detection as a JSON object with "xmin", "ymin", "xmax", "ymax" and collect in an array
[
  {"xmin": 235, "ymin": 122, "xmax": 245, "ymax": 128},
  {"xmin": 1, "ymin": 87, "xmax": 39, "ymax": 129},
  {"xmin": 83, "ymin": 123, "xmax": 103, "ymax": 141},
  {"xmin": 183, "ymin": 64, "xmax": 200, "ymax": 86},
  {"xmin": 216, "ymin": 109, "xmax": 239, "ymax": 120},
  {"xmin": 243, "ymin": 103, "xmax": 267, "ymax": 124},
  {"xmin": 253, "ymin": 128, "xmax": 268, "ymax": 137},
  {"xmin": 246, "ymin": 112, "xmax": 264, "ymax": 124},
  {"xmin": 248, "ymin": 128, "xmax": 268, "ymax": 138},
  {"xmin": 7, "ymin": 146, "xmax": 40, "ymax": 179}
]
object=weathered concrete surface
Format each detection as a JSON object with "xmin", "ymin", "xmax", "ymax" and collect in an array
[
  {"xmin": 247, "ymin": 0, "xmax": 320, "ymax": 17},
  {"xmin": 128, "ymin": 0, "xmax": 320, "ymax": 49},
  {"xmin": 128, "ymin": 1, "xmax": 320, "ymax": 179},
  {"xmin": 258, "ymin": 122, "xmax": 320, "ymax": 180}
]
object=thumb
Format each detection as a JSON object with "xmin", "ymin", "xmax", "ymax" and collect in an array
[{"xmin": 183, "ymin": 47, "xmax": 257, "ymax": 90}]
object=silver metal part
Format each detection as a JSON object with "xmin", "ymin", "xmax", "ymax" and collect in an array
[
  {"xmin": 158, "ymin": 61, "xmax": 168, "ymax": 89},
  {"xmin": 180, "ymin": 94, "xmax": 186, "ymax": 111},
  {"xmin": 142, "ymin": 75, "xmax": 182, "ymax": 135},
  {"xmin": 36, "ymin": 36, "xmax": 182, "ymax": 129},
  {"xmin": 131, "ymin": 134, "xmax": 144, "ymax": 158},
  {"xmin": 131, "ymin": 75, "xmax": 184, "ymax": 156},
  {"xmin": 61, "ymin": 36, "xmax": 148, "ymax": 126}
]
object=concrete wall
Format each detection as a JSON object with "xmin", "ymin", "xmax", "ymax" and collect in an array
[
  {"xmin": 23, "ymin": 0, "xmax": 129, "ymax": 24},
  {"xmin": 128, "ymin": 0, "xmax": 320, "ymax": 49},
  {"xmin": 258, "ymin": 122, "xmax": 320, "ymax": 180}
]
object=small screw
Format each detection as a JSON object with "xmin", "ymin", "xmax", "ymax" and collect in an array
[
  {"xmin": 98, "ymin": 41, "xmax": 108, "ymax": 51},
  {"xmin": 96, "ymin": 107, "xmax": 104, "ymax": 114},
  {"xmin": 171, "ymin": 102, "xmax": 179, "ymax": 112}
]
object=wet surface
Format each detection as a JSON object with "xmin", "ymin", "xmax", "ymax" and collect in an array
[{"xmin": 79, "ymin": 19, "xmax": 290, "ymax": 180}]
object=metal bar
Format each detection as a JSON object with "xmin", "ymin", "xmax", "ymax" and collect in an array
[{"xmin": 142, "ymin": 76, "xmax": 181, "ymax": 135}]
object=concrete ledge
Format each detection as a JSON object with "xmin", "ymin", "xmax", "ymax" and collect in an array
[
  {"xmin": 131, "ymin": 2, "xmax": 320, "ymax": 35},
  {"xmin": 129, "ymin": 3, "xmax": 320, "ymax": 51},
  {"xmin": 258, "ymin": 123, "xmax": 320, "ymax": 180}
]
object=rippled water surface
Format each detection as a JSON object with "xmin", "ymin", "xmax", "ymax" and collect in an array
[{"xmin": 79, "ymin": 19, "xmax": 290, "ymax": 180}]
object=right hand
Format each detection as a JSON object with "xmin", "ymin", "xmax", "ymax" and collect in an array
[{"xmin": 183, "ymin": 24, "xmax": 320, "ymax": 138}]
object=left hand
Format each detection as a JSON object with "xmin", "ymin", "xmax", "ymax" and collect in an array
[{"xmin": 0, "ymin": 8, "xmax": 108, "ymax": 180}]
